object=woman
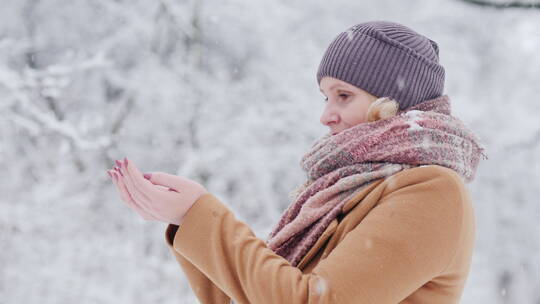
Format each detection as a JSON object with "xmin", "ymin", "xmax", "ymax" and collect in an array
[{"xmin": 108, "ymin": 20, "xmax": 487, "ymax": 303}]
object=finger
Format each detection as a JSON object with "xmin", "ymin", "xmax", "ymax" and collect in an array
[
  {"xmin": 121, "ymin": 160, "xmax": 169, "ymax": 218},
  {"xmin": 117, "ymin": 163, "xmax": 148, "ymax": 202},
  {"xmin": 110, "ymin": 169, "xmax": 131, "ymax": 204},
  {"xmin": 113, "ymin": 171, "xmax": 159, "ymax": 221},
  {"xmin": 123, "ymin": 158, "xmax": 164, "ymax": 199},
  {"xmin": 110, "ymin": 170, "xmax": 157, "ymax": 220},
  {"xmin": 143, "ymin": 172, "xmax": 180, "ymax": 192},
  {"xmin": 119, "ymin": 160, "xmax": 164, "ymax": 220},
  {"xmin": 114, "ymin": 161, "xmax": 124, "ymax": 176},
  {"xmin": 115, "ymin": 173, "xmax": 159, "ymax": 221},
  {"xmin": 142, "ymin": 171, "xmax": 186, "ymax": 192}
]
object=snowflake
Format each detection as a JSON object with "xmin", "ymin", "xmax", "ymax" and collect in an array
[{"xmin": 406, "ymin": 110, "xmax": 424, "ymax": 131}]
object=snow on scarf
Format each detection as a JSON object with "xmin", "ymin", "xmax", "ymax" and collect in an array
[{"xmin": 265, "ymin": 95, "xmax": 488, "ymax": 267}]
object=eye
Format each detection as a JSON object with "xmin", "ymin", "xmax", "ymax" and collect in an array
[{"xmin": 322, "ymin": 94, "xmax": 349, "ymax": 103}]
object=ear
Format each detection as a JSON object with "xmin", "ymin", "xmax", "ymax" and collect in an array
[{"xmin": 367, "ymin": 97, "xmax": 399, "ymax": 122}]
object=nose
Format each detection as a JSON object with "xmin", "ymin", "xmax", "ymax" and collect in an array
[{"xmin": 320, "ymin": 105, "xmax": 339, "ymax": 127}]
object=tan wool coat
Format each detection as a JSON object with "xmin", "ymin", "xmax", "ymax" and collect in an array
[{"xmin": 165, "ymin": 165, "xmax": 475, "ymax": 303}]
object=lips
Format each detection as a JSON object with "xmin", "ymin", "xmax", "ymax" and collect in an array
[{"xmin": 330, "ymin": 127, "xmax": 341, "ymax": 135}]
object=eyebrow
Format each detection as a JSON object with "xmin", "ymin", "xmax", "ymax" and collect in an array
[{"xmin": 319, "ymin": 84, "xmax": 347, "ymax": 92}]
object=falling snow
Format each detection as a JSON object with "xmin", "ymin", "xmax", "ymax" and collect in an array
[
  {"xmin": 406, "ymin": 110, "xmax": 424, "ymax": 131},
  {"xmin": 315, "ymin": 277, "xmax": 328, "ymax": 295},
  {"xmin": 396, "ymin": 74, "xmax": 406, "ymax": 91},
  {"xmin": 346, "ymin": 29, "xmax": 355, "ymax": 41}
]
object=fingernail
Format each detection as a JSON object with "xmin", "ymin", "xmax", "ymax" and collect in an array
[
  {"xmin": 115, "ymin": 160, "xmax": 122, "ymax": 167},
  {"xmin": 115, "ymin": 167, "xmax": 123, "ymax": 176},
  {"xmin": 143, "ymin": 173, "xmax": 152, "ymax": 180}
]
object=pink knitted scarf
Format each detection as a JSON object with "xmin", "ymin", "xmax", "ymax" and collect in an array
[{"xmin": 265, "ymin": 95, "xmax": 488, "ymax": 267}]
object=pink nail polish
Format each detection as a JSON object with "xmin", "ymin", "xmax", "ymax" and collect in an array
[
  {"xmin": 115, "ymin": 160, "xmax": 122, "ymax": 167},
  {"xmin": 114, "ymin": 167, "xmax": 123, "ymax": 176},
  {"xmin": 143, "ymin": 173, "xmax": 152, "ymax": 180}
]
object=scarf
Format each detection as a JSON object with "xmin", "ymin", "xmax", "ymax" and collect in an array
[{"xmin": 265, "ymin": 95, "xmax": 488, "ymax": 267}]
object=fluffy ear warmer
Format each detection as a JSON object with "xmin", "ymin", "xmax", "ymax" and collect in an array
[{"xmin": 366, "ymin": 97, "xmax": 399, "ymax": 122}]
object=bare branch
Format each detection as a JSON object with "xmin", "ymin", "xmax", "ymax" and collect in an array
[
  {"xmin": 459, "ymin": 0, "xmax": 540, "ymax": 9},
  {"xmin": 110, "ymin": 96, "xmax": 134, "ymax": 136}
]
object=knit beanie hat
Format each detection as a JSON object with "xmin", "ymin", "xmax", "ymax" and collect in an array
[{"xmin": 316, "ymin": 20, "xmax": 445, "ymax": 110}]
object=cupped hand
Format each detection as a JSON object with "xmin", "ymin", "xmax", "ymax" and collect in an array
[{"xmin": 107, "ymin": 158, "xmax": 209, "ymax": 226}]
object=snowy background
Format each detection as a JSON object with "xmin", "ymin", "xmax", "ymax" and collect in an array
[{"xmin": 1, "ymin": 0, "xmax": 539, "ymax": 303}]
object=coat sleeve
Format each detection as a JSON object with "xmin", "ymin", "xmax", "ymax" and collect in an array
[
  {"xmin": 168, "ymin": 169, "xmax": 468, "ymax": 304},
  {"xmin": 165, "ymin": 224, "xmax": 231, "ymax": 303}
]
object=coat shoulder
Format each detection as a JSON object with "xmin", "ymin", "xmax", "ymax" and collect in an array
[
  {"xmin": 382, "ymin": 164, "xmax": 468, "ymax": 195},
  {"xmin": 377, "ymin": 164, "xmax": 473, "ymax": 235}
]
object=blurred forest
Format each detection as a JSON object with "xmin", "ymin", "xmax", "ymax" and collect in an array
[{"xmin": 1, "ymin": 0, "xmax": 539, "ymax": 303}]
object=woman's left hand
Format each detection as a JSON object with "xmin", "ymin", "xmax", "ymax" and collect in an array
[{"xmin": 107, "ymin": 158, "xmax": 209, "ymax": 226}]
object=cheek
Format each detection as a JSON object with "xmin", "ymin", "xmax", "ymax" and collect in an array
[{"xmin": 343, "ymin": 101, "xmax": 370, "ymax": 125}]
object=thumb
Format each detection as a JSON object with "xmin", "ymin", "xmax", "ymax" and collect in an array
[{"xmin": 143, "ymin": 172, "xmax": 183, "ymax": 191}]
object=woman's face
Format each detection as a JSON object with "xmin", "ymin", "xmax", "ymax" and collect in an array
[{"xmin": 319, "ymin": 76, "xmax": 379, "ymax": 135}]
